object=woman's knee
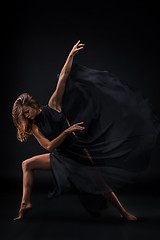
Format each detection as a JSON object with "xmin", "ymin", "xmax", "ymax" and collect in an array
[
  {"xmin": 22, "ymin": 159, "xmax": 31, "ymax": 171},
  {"xmin": 22, "ymin": 154, "xmax": 51, "ymax": 171},
  {"xmin": 22, "ymin": 158, "xmax": 36, "ymax": 171}
]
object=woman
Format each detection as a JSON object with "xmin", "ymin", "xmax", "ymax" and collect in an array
[{"xmin": 12, "ymin": 41, "xmax": 160, "ymax": 221}]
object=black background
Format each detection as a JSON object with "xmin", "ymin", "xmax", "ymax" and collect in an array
[
  {"xmin": 1, "ymin": 0, "xmax": 160, "ymax": 239},
  {"xmin": 2, "ymin": 0, "xmax": 160, "ymax": 186}
]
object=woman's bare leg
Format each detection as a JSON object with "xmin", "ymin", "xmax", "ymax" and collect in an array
[
  {"xmin": 21, "ymin": 169, "xmax": 34, "ymax": 205},
  {"xmin": 14, "ymin": 153, "xmax": 51, "ymax": 221},
  {"xmin": 104, "ymin": 192, "xmax": 137, "ymax": 221}
]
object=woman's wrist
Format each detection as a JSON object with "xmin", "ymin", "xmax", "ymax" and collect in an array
[
  {"xmin": 68, "ymin": 52, "xmax": 74, "ymax": 58},
  {"xmin": 64, "ymin": 129, "xmax": 71, "ymax": 135}
]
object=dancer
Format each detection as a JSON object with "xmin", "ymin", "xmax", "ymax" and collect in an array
[{"xmin": 12, "ymin": 41, "xmax": 160, "ymax": 221}]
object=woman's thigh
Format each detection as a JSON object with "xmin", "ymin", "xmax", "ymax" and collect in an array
[{"xmin": 22, "ymin": 153, "xmax": 51, "ymax": 171}]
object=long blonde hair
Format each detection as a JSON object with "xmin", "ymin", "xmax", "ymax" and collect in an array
[{"xmin": 12, "ymin": 93, "xmax": 41, "ymax": 142}]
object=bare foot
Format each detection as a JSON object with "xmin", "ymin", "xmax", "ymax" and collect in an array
[
  {"xmin": 120, "ymin": 212, "xmax": 137, "ymax": 221},
  {"xmin": 13, "ymin": 202, "xmax": 32, "ymax": 221}
]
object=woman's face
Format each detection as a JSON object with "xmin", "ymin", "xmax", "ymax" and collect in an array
[{"xmin": 22, "ymin": 105, "xmax": 41, "ymax": 120}]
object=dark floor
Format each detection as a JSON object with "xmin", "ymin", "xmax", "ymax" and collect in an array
[{"xmin": 1, "ymin": 184, "xmax": 160, "ymax": 240}]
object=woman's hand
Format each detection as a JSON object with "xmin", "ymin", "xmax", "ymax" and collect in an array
[
  {"xmin": 65, "ymin": 122, "xmax": 85, "ymax": 134},
  {"xmin": 69, "ymin": 40, "xmax": 85, "ymax": 57}
]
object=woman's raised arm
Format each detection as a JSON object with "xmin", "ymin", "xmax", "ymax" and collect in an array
[{"xmin": 48, "ymin": 40, "xmax": 85, "ymax": 110}]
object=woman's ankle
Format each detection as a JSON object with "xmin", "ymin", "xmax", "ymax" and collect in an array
[
  {"xmin": 119, "ymin": 209, "xmax": 127, "ymax": 216},
  {"xmin": 21, "ymin": 201, "xmax": 32, "ymax": 208}
]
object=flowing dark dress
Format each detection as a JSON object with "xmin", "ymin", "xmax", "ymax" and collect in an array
[{"xmin": 34, "ymin": 63, "xmax": 160, "ymax": 213}]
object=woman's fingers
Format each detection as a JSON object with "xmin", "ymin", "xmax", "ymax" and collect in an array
[
  {"xmin": 77, "ymin": 123, "xmax": 85, "ymax": 129},
  {"xmin": 76, "ymin": 126, "xmax": 85, "ymax": 130},
  {"xmin": 76, "ymin": 122, "xmax": 84, "ymax": 125},
  {"xmin": 72, "ymin": 122, "xmax": 85, "ymax": 130},
  {"xmin": 71, "ymin": 40, "xmax": 85, "ymax": 56},
  {"xmin": 75, "ymin": 40, "xmax": 81, "ymax": 46},
  {"xmin": 74, "ymin": 40, "xmax": 85, "ymax": 49},
  {"xmin": 77, "ymin": 46, "xmax": 84, "ymax": 50},
  {"xmin": 77, "ymin": 43, "xmax": 85, "ymax": 47}
]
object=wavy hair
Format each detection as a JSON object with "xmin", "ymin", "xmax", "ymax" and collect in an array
[{"xmin": 12, "ymin": 93, "xmax": 41, "ymax": 142}]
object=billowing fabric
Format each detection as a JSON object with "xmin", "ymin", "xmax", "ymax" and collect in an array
[{"xmin": 34, "ymin": 63, "xmax": 160, "ymax": 213}]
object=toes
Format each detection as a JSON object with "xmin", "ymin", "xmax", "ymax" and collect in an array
[
  {"xmin": 133, "ymin": 216, "xmax": 138, "ymax": 221},
  {"xmin": 13, "ymin": 203, "xmax": 32, "ymax": 221},
  {"xmin": 13, "ymin": 216, "xmax": 22, "ymax": 221},
  {"xmin": 120, "ymin": 212, "xmax": 138, "ymax": 221}
]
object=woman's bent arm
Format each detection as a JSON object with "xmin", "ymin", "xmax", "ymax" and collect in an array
[
  {"xmin": 32, "ymin": 122, "xmax": 84, "ymax": 152},
  {"xmin": 32, "ymin": 124, "xmax": 70, "ymax": 152}
]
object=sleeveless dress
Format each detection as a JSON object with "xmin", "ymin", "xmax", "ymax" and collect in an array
[{"xmin": 34, "ymin": 63, "xmax": 160, "ymax": 213}]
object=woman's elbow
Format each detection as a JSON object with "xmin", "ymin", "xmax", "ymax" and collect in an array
[
  {"xmin": 46, "ymin": 143, "xmax": 54, "ymax": 152},
  {"xmin": 46, "ymin": 144, "xmax": 51, "ymax": 152}
]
